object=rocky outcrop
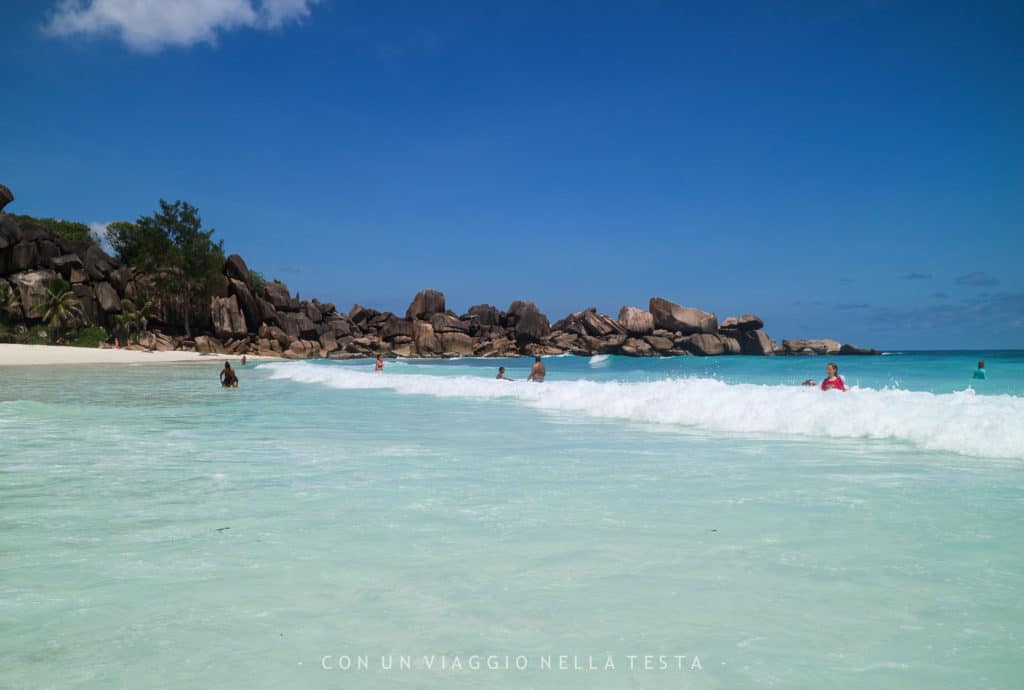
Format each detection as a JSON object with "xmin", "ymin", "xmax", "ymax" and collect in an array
[
  {"xmin": 224, "ymin": 254, "xmax": 252, "ymax": 286},
  {"xmin": 617, "ymin": 306, "xmax": 655, "ymax": 336},
  {"xmin": 509, "ymin": 301, "xmax": 550, "ymax": 344},
  {"xmin": 95, "ymin": 281, "xmax": 121, "ymax": 313},
  {"xmin": 720, "ymin": 314, "xmax": 764, "ymax": 333},
  {"xmin": 782, "ymin": 339, "xmax": 841, "ymax": 355},
  {"xmin": 649, "ymin": 297, "xmax": 717, "ymax": 334},
  {"xmin": 406, "ymin": 289, "xmax": 446, "ymax": 320},
  {"xmin": 264, "ymin": 281, "xmax": 291, "ymax": 310},
  {"xmin": 678, "ymin": 333, "xmax": 726, "ymax": 356},
  {"xmin": 8, "ymin": 270, "xmax": 57, "ymax": 318},
  {"xmin": 211, "ymin": 295, "xmax": 247, "ymax": 339},
  {"xmin": 840, "ymin": 343, "xmax": 880, "ymax": 355},
  {"xmin": 0, "ymin": 184, "xmax": 13, "ymax": 213},
  {"xmin": 0, "ymin": 183, "xmax": 876, "ymax": 360},
  {"xmin": 466, "ymin": 304, "xmax": 502, "ymax": 327}
]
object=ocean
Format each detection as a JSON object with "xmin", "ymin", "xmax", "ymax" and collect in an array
[{"xmin": 1, "ymin": 351, "xmax": 1022, "ymax": 689}]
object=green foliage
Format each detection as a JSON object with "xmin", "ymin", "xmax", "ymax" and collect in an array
[
  {"xmin": 106, "ymin": 220, "xmax": 175, "ymax": 270},
  {"xmin": 133, "ymin": 200, "xmax": 225, "ymax": 336},
  {"xmin": 8, "ymin": 214, "xmax": 97, "ymax": 247},
  {"xmin": 250, "ymin": 270, "xmax": 267, "ymax": 297},
  {"xmin": 0, "ymin": 281, "xmax": 21, "ymax": 321},
  {"xmin": 70, "ymin": 326, "xmax": 109, "ymax": 348},
  {"xmin": 115, "ymin": 292, "xmax": 156, "ymax": 342},
  {"xmin": 25, "ymin": 329, "xmax": 49, "ymax": 345},
  {"xmin": 31, "ymin": 278, "xmax": 84, "ymax": 340}
]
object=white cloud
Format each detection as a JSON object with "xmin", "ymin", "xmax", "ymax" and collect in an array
[
  {"xmin": 88, "ymin": 221, "xmax": 112, "ymax": 251},
  {"xmin": 44, "ymin": 0, "xmax": 319, "ymax": 52}
]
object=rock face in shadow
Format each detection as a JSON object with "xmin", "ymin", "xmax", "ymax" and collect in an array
[
  {"xmin": 0, "ymin": 184, "xmax": 13, "ymax": 212},
  {"xmin": 224, "ymin": 254, "xmax": 252, "ymax": 286},
  {"xmin": 211, "ymin": 295, "xmax": 247, "ymax": 339},
  {"xmin": 406, "ymin": 289, "xmax": 446, "ymax": 320},
  {"xmin": 8, "ymin": 270, "xmax": 57, "ymax": 318}
]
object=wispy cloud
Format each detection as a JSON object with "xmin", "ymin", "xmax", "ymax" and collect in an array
[
  {"xmin": 88, "ymin": 221, "xmax": 112, "ymax": 251},
  {"xmin": 44, "ymin": 0, "xmax": 319, "ymax": 52},
  {"xmin": 931, "ymin": 292, "xmax": 949, "ymax": 299},
  {"xmin": 834, "ymin": 303, "xmax": 871, "ymax": 311},
  {"xmin": 900, "ymin": 272, "xmax": 932, "ymax": 280},
  {"xmin": 859, "ymin": 292, "xmax": 1024, "ymax": 331},
  {"xmin": 956, "ymin": 271, "xmax": 1000, "ymax": 287}
]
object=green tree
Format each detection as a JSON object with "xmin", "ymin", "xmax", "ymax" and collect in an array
[
  {"xmin": 115, "ymin": 292, "xmax": 156, "ymax": 343},
  {"xmin": 32, "ymin": 278, "xmax": 84, "ymax": 341},
  {"xmin": 250, "ymin": 270, "xmax": 267, "ymax": 298},
  {"xmin": 0, "ymin": 281, "xmax": 21, "ymax": 321},
  {"xmin": 106, "ymin": 220, "xmax": 174, "ymax": 270},
  {"xmin": 135, "ymin": 200, "xmax": 225, "ymax": 337}
]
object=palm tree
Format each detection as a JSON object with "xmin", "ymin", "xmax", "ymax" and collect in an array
[
  {"xmin": 116, "ymin": 292, "xmax": 156, "ymax": 343},
  {"xmin": 32, "ymin": 278, "xmax": 84, "ymax": 342},
  {"xmin": 0, "ymin": 281, "xmax": 21, "ymax": 321}
]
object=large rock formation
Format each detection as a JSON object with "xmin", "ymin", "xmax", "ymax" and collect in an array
[
  {"xmin": 649, "ymin": 297, "xmax": 717, "ymax": 334},
  {"xmin": 617, "ymin": 306, "xmax": 654, "ymax": 336},
  {"xmin": 211, "ymin": 295, "xmax": 248, "ymax": 339},
  {"xmin": 782, "ymin": 338, "xmax": 841, "ymax": 355},
  {"xmin": 406, "ymin": 289, "xmax": 446, "ymax": 320},
  {"xmin": 224, "ymin": 254, "xmax": 252, "ymax": 286},
  {"xmin": 8, "ymin": 270, "xmax": 57, "ymax": 318},
  {"xmin": 509, "ymin": 301, "xmax": 550, "ymax": 344}
]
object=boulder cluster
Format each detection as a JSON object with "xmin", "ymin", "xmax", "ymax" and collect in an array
[{"xmin": 0, "ymin": 187, "xmax": 877, "ymax": 358}]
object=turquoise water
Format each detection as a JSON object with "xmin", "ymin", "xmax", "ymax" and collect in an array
[{"xmin": 1, "ymin": 352, "xmax": 1023, "ymax": 689}]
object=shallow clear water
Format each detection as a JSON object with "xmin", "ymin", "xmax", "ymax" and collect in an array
[{"xmin": 1, "ymin": 353, "xmax": 1022, "ymax": 689}]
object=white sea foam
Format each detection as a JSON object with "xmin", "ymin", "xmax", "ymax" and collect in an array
[{"xmin": 264, "ymin": 362, "xmax": 1024, "ymax": 459}]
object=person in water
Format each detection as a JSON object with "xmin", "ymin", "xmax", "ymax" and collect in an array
[
  {"xmin": 496, "ymin": 366, "xmax": 514, "ymax": 381},
  {"xmin": 375, "ymin": 354, "xmax": 384, "ymax": 372},
  {"xmin": 241, "ymin": 355, "xmax": 247, "ymax": 366},
  {"xmin": 973, "ymin": 360, "xmax": 987, "ymax": 380},
  {"xmin": 527, "ymin": 356, "xmax": 546, "ymax": 382},
  {"xmin": 801, "ymin": 379, "xmax": 817, "ymax": 387},
  {"xmin": 220, "ymin": 362, "xmax": 239, "ymax": 388},
  {"xmin": 820, "ymin": 362, "xmax": 845, "ymax": 391}
]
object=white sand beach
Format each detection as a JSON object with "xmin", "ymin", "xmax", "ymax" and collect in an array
[{"xmin": 0, "ymin": 344, "xmax": 273, "ymax": 367}]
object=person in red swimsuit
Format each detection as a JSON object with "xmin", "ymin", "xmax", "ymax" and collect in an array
[{"xmin": 820, "ymin": 362, "xmax": 846, "ymax": 391}]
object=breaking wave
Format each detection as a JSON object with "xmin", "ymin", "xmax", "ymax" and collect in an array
[{"xmin": 264, "ymin": 362, "xmax": 1024, "ymax": 459}]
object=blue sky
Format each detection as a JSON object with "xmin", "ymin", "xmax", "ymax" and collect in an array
[{"xmin": 3, "ymin": 0, "xmax": 1022, "ymax": 348}]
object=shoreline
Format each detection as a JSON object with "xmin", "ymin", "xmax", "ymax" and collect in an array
[{"xmin": 0, "ymin": 343, "xmax": 272, "ymax": 367}]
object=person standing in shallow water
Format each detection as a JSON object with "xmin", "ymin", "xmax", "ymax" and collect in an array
[
  {"xmin": 820, "ymin": 362, "xmax": 845, "ymax": 391},
  {"xmin": 527, "ymin": 356, "xmax": 546, "ymax": 382},
  {"xmin": 973, "ymin": 360, "xmax": 987, "ymax": 380},
  {"xmin": 375, "ymin": 354, "xmax": 384, "ymax": 373},
  {"xmin": 220, "ymin": 362, "xmax": 239, "ymax": 388}
]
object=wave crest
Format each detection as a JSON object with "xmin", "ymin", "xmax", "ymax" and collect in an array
[{"xmin": 263, "ymin": 362, "xmax": 1024, "ymax": 459}]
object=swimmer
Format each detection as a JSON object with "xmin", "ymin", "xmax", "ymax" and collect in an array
[
  {"xmin": 527, "ymin": 356, "xmax": 546, "ymax": 382},
  {"xmin": 973, "ymin": 360, "xmax": 987, "ymax": 380},
  {"xmin": 375, "ymin": 354, "xmax": 384, "ymax": 372},
  {"xmin": 496, "ymin": 366, "xmax": 514, "ymax": 381},
  {"xmin": 801, "ymin": 379, "xmax": 817, "ymax": 387},
  {"xmin": 220, "ymin": 362, "xmax": 239, "ymax": 388},
  {"xmin": 820, "ymin": 362, "xmax": 845, "ymax": 391}
]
